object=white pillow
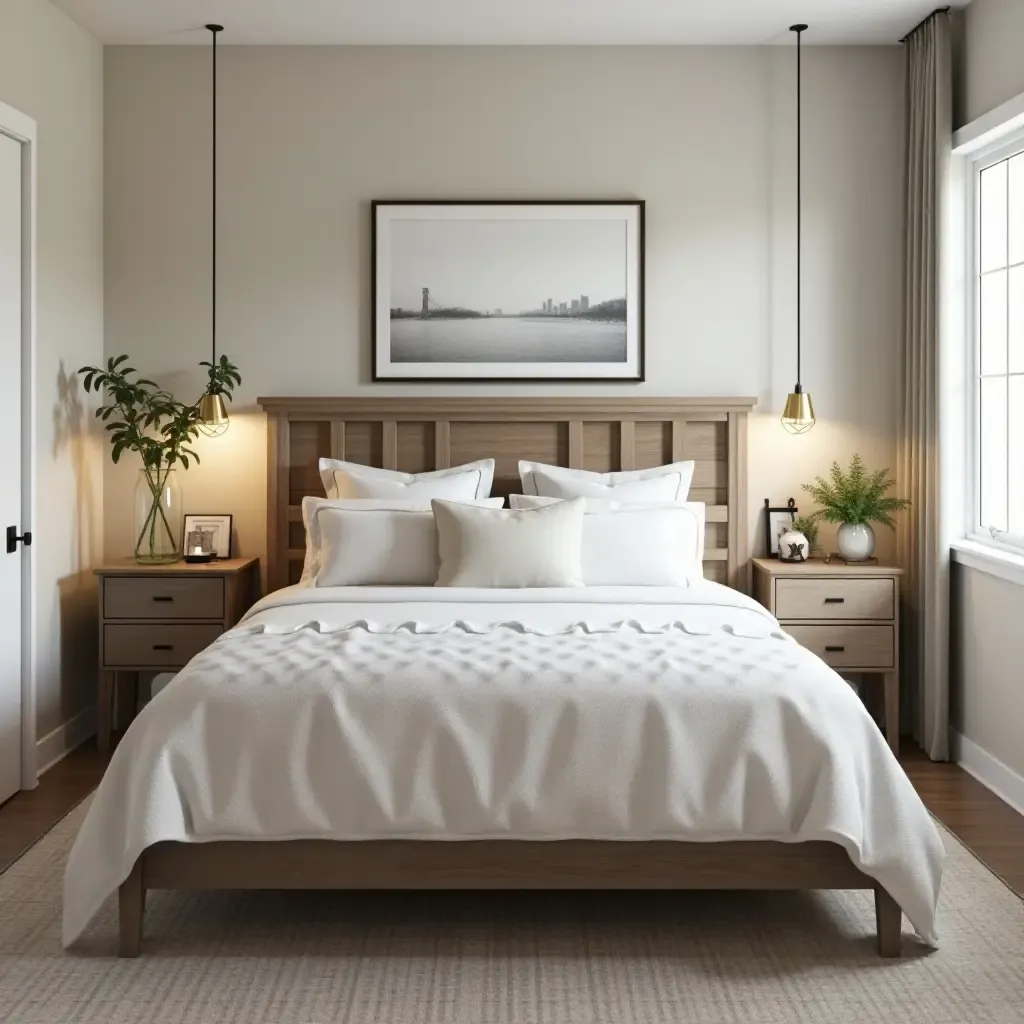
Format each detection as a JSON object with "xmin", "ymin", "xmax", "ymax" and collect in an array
[
  {"xmin": 509, "ymin": 496, "xmax": 706, "ymax": 585},
  {"xmin": 319, "ymin": 458, "xmax": 494, "ymax": 501},
  {"xmin": 518, "ymin": 460, "xmax": 695, "ymax": 502},
  {"xmin": 301, "ymin": 497, "xmax": 503, "ymax": 586},
  {"xmin": 432, "ymin": 497, "xmax": 585, "ymax": 588}
]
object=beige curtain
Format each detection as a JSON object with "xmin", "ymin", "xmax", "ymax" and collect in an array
[{"xmin": 898, "ymin": 12, "xmax": 953, "ymax": 761}]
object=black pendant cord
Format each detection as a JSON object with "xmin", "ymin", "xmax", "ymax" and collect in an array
[
  {"xmin": 791, "ymin": 24, "xmax": 806, "ymax": 391},
  {"xmin": 207, "ymin": 24, "xmax": 222, "ymax": 366}
]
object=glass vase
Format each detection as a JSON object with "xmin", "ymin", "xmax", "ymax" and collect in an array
[{"xmin": 134, "ymin": 467, "xmax": 182, "ymax": 564}]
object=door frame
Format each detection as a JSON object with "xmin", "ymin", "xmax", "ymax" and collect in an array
[{"xmin": 0, "ymin": 99, "xmax": 38, "ymax": 790}]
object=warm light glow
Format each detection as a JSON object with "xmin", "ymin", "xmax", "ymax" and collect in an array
[
  {"xmin": 781, "ymin": 387, "xmax": 815, "ymax": 435},
  {"xmin": 197, "ymin": 393, "xmax": 230, "ymax": 437}
]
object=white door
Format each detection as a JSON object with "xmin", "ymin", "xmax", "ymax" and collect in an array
[{"xmin": 0, "ymin": 130, "xmax": 23, "ymax": 804}]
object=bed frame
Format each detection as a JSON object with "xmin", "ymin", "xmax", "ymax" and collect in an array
[{"xmin": 117, "ymin": 396, "xmax": 904, "ymax": 958}]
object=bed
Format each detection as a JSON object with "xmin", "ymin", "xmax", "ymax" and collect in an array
[{"xmin": 63, "ymin": 397, "xmax": 944, "ymax": 957}]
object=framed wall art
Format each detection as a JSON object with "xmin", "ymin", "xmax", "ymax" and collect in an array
[{"xmin": 372, "ymin": 200, "xmax": 644, "ymax": 382}]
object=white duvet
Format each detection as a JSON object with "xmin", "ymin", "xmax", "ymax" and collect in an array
[{"xmin": 63, "ymin": 581, "xmax": 944, "ymax": 946}]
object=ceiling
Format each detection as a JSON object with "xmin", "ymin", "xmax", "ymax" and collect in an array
[{"xmin": 53, "ymin": 0, "xmax": 968, "ymax": 46}]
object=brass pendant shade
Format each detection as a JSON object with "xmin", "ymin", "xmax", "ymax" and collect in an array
[
  {"xmin": 197, "ymin": 24, "xmax": 229, "ymax": 437},
  {"xmin": 781, "ymin": 384, "xmax": 815, "ymax": 435},
  {"xmin": 782, "ymin": 23, "xmax": 815, "ymax": 436},
  {"xmin": 197, "ymin": 393, "xmax": 229, "ymax": 437}
]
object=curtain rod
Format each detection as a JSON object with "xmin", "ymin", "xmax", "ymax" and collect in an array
[{"xmin": 899, "ymin": 6, "xmax": 950, "ymax": 44}]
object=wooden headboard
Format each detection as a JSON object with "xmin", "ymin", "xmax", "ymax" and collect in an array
[{"xmin": 258, "ymin": 397, "xmax": 756, "ymax": 593}]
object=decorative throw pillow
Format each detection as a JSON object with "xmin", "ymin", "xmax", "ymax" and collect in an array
[{"xmin": 432, "ymin": 497, "xmax": 586, "ymax": 588}]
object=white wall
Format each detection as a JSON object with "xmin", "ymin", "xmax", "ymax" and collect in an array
[
  {"xmin": 104, "ymin": 45, "xmax": 903, "ymax": 575},
  {"xmin": 951, "ymin": 564, "xmax": 1024, "ymax": 797},
  {"xmin": 0, "ymin": 0, "xmax": 104, "ymax": 756},
  {"xmin": 960, "ymin": 0, "xmax": 1024, "ymax": 125}
]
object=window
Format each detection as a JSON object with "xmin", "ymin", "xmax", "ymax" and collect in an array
[{"xmin": 974, "ymin": 142, "xmax": 1024, "ymax": 547}]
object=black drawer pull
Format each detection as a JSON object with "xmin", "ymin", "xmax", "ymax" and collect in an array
[
  {"xmin": 152, "ymin": 595, "xmax": 174, "ymax": 603},
  {"xmin": 152, "ymin": 644, "xmax": 174, "ymax": 651},
  {"xmin": 825, "ymin": 645, "xmax": 845, "ymax": 652},
  {"xmin": 823, "ymin": 597, "xmax": 845, "ymax": 604}
]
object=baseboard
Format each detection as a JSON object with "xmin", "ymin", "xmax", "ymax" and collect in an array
[
  {"xmin": 950, "ymin": 730, "xmax": 1024, "ymax": 817},
  {"xmin": 35, "ymin": 705, "xmax": 96, "ymax": 776}
]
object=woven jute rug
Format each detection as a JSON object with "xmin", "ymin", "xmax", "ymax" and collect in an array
[{"xmin": 1, "ymin": 799, "xmax": 1022, "ymax": 1023}]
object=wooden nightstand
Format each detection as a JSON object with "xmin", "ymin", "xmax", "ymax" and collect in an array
[
  {"xmin": 94, "ymin": 557, "xmax": 260, "ymax": 753},
  {"xmin": 753, "ymin": 557, "xmax": 902, "ymax": 755}
]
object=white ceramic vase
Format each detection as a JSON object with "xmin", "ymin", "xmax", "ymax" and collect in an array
[
  {"xmin": 778, "ymin": 529, "xmax": 810, "ymax": 562},
  {"xmin": 836, "ymin": 522, "xmax": 875, "ymax": 561}
]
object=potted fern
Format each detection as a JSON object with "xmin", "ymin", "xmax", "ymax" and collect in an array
[
  {"xmin": 802, "ymin": 454, "xmax": 910, "ymax": 561},
  {"xmin": 79, "ymin": 355, "xmax": 241, "ymax": 564}
]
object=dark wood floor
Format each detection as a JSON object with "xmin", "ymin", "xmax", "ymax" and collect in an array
[{"xmin": 1, "ymin": 739, "xmax": 1022, "ymax": 894}]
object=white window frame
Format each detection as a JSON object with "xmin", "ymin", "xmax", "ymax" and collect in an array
[{"xmin": 964, "ymin": 127, "xmax": 1024, "ymax": 555}]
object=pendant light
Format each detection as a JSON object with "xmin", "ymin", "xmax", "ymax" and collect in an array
[
  {"xmin": 197, "ymin": 23, "xmax": 230, "ymax": 437},
  {"xmin": 781, "ymin": 23, "xmax": 815, "ymax": 435}
]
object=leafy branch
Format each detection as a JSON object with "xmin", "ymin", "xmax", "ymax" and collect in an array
[
  {"xmin": 200, "ymin": 354, "xmax": 242, "ymax": 400},
  {"xmin": 801, "ymin": 454, "xmax": 910, "ymax": 529}
]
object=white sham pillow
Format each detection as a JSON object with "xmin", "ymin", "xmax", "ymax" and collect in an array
[
  {"xmin": 518, "ymin": 460, "xmax": 695, "ymax": 502},
  {"xmin": 509, "ymin": 495, "xmax": 706, "ymax": 585},
  {"xmin": 432, "ymin": 497, "xmax": 585, "ymax": 588},
  {"xmin": 301, "ymin": 497, "xmax": 504, "ymax": 586},
  {"xmin": 319, "ymin": 458, "xmax": 495, "ymax": 501}
]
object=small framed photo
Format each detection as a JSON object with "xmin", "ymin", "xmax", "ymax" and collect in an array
[
  {"xmin": 763, "ymin": 499, "xmax": 797, "ymax": 558},
  {"xmin": 183, "ymin": 514, "xmax": 232, "ymax": 560}
]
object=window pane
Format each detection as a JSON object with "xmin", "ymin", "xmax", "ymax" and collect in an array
[
  {"xmin": 1011, "ymin": 265, "xmax": 1024, "ymax": 373},
  {"xmin": 981, "ymin": 269, "xmax": 1008, "ymax": 375},
  {"xmin": 1010, "ymin": 376, "xmax": 1024, "ymax": 537},
  {"xmin": 980, "ymin": 376, "xmax": 1009, "ymax": 532},
  {"xmin": 981, "ymin": 160, "xmax": 1009, "ymax": 273},
  {"xmin": 1010, "ymin": 153, "xmax": 1024, "ymax": 266}
]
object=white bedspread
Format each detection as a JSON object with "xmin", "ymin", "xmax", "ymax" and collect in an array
[{"xmin": 63, "ymin": 582, "xmax": 944, "ymax": 946}]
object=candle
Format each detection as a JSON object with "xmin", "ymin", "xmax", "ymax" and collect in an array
[{"xmin": 193, "ymin": 545, "xmax": 203, "ymax": 556}]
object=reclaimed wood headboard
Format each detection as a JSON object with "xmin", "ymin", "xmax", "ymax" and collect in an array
[{"xmin": 257, "ymin": 397, "xmax": 756, "ymax": 593}]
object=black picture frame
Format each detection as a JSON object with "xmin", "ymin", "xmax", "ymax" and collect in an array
[
  {"xmin": 763, "ymin": 499, "xmax": 798, "ymax": 558},
  {"xmin": 182, "ymin": 514, "xmax": 233, "ymax": 560},
  {"xmin": 371, "ymin": 199, "xmax": 645, "ymax": 383}
]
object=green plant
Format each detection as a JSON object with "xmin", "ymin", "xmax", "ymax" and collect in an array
[
  {"xmin": 791, "ymin": 514, "xmax": 820, "ymax": 549},
  {"xmin": 78, "ymin": 354, "xmax": 241, "ymax": 558},
  {"xmin": 802, "ymin": 454, "xmax": 910, "ymax": 529},
  {"xmin": 200, "ymin": 354, "xmax": 242, "ymax": 400}
]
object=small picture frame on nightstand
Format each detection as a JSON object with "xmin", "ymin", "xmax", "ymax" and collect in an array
[
  {"xmin": 183, "ymin": 514, "xmax": 232, "ymax": 560},
  {"xmin": 763, "ymin": 498, "xmax": 797, "ymax": 558}
]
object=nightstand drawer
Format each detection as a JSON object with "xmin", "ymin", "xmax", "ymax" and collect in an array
[
  {"xmin": 786, "ymin": 624, "xmax": 895, "ymax": 669},
  {"xmin": 104, "ymin": 576, "xmax": 225, "ymax": 620},
  {"xmin": 104, "ymin": 623, "xmax": 223, "ymax": 667},
  {"xmin": 775, "ymin": 577, "xmax": 893, "ymax": 620}
]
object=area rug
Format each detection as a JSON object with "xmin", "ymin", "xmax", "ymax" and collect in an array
[{"xmin": 1, "ymin": 801, "xmax": 1022, "ymax": 1023}]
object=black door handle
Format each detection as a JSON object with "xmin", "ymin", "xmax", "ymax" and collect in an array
[
  {"xmin": 152, "ymin": 644, "xmax": 174, "ymax": 651},
  {"xmin": 152, "ymin": 596, "xmax": 174, "ymax": 602},
  {"xmin": 825, "ymin": 645, "xmax": 845, "ymax": 652},
  {"xmin": 6, "ymin": 525, "xmax": 32, "ymax": 554},
  {"xmin": 823, "ymin": 597, "xmax": 845, "ymax": 604}
]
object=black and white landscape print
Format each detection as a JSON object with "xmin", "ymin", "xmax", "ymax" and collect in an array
[{"xmin": 373, "ymin": 202, "xmax": 644, "ymax": 381}]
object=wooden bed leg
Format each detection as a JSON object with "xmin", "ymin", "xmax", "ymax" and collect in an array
[
  {"xmin": 119, "ymin": 859, "xmax": 145, "ymax": 958},
  {"xmin": 874, "ymin": 886, "xmax": 902, "ymax": 958}
]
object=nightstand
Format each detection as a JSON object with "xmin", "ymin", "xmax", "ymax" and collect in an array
[
  {"xmin": 94, "ymin": 557, "xmax": 260, "ymax": 753},
  {"xmin": 753, "ymin": 557, "xmax": 902, "ymax": 755}
]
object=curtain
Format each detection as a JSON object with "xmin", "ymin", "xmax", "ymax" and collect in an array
[{"xmin": 897, "ymin": 12, "xmax": 953, "ymax": 760}]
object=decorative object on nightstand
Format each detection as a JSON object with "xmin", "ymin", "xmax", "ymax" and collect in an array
[
  {"xmin": 763, "ymin": 498, "xmax": 798, "ymax": 558},
  {"xmin": 802, "ymin": 454, "xmax": 911, "ymax": 563},
  {"xmin": 778, "ymin": 526, "xmax": 810, "ymax": 563},
  {"xmin": 94, "ymin": 557, "xmax": 259, "ymax": 752},
  {"xmin": 781, "ymin": 23, "xmax": 815, "ymax": 435},
  {"xmin": 791, "ymin": 514, "xmax": 820, "ymax": 555},
  {"xmin": 753, "ymin": 557, "xmax": 903, "ymax": 754},
  {"xmin": 183, "ymin": 514, "xmax": 232, "ymax": 560}
]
